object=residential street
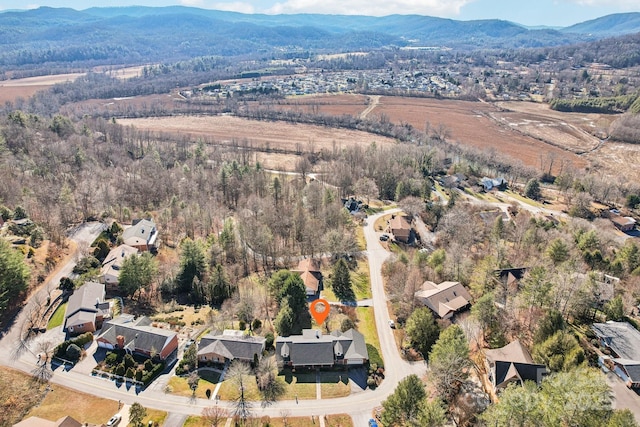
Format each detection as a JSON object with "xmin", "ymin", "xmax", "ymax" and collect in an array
[{"xmin": 0, "ymin": 212, "xmax": 426, "ymax": 425}]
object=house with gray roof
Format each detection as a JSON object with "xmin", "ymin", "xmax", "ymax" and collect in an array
[
  {"xmin": 97, "ymin": 315, "xmax": 178, "ymax": 361},
  {"xmin": 122, "ymin": 218, "xmax": 158, "ymax": 252},
  {"xmin": 275, "ymin": 328, "xmax": 368, "ymax": 369},
  {"xmin": 64, "ymin": 281, "xmax": 110, "ymax": 335},
  {"xmin": 592, "ymin": 321, "xmax": 640, "ymax": 388},
  {"xmin": 197, "ymin": 330, "xmax": 266, "ymax": 365},
  {"xmin": 484, "ymin": 340, "xmax": 547, "ymax": 392},
  {"xmin": 100, "ymin": 244, "xmax": 138, "ymax": 290}
]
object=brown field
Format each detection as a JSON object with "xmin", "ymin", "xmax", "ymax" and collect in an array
[
  {"xmin": 0, "ymin": 73, "xmax": 82, "ymax": 104},
  {"xmin": 117, "ymin": 115, "xmax": 398, "ymax": 170},
  {"xmin": 258, "ymin": 93, "xmax": 369, "ymax": 117}
]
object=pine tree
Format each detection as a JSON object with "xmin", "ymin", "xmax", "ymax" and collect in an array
[{"xmin": 331, "ymin": 259, "xmax": 355, "ymax": 302}]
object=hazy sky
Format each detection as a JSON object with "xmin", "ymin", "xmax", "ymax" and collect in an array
[{"xmin": 5, "ymin": 0, "xmax": 640, "ymax": 27}]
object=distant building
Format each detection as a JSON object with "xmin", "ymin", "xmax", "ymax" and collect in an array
[
  {"xmin": 610, "ymin": 214, "xmax": 637, "ymax": 232},
  {"xmin": 100, "ymin": 244, "xmax": 138, "ymax": 290},
  {"xmin": 64, "ymin": 282, "xmax": 110, "ymax": 335},
  {"xmin": 388, "ymin": 215, "xmax": 412, "ymax": 244},
  {"xmin": 122, "ymin": 218, "xmax": 158, "ymax": 251},
  {"xmin": 414, "ymin": 280, "xmax": 472, "ymax": 319}
]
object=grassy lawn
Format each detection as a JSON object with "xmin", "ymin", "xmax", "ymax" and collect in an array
[
  {"xmin": 504, "ymin": 189, "xmax": 542, "ymax": 207},
  {"xmin": 374, "ymin": 214, "xmax": 392, "ymax": 232},
  {"xmin": 167, "ymin": 370, "xmax": 221, "ymax": 399},
  {"xmin": 353, "ymin": 260, "xmax": 371, "ymax": 300},
  {"xmin": 26, "ymin": 382, "xmax": 119, "ymax": 425},
  {"xmin": 0, "ymin": 367, "xmax": 49, "ymax": 427},
  {"xmin": 355, "ymin": 225, "xmax": 366, "ymax": 251},
  {"xmin": 141, "ymin": 408, "xmax": 167, "ymax": 427},
  {"xmin": 356, "ymin": 307, "xmax": 381, "ymax": 355},
  {"xmin": 319, "ymin": 371, "xmax": 351, "ymax": 398},
  {"xmin": 216, "ymin": 375, "xmax": 261, "ymax": 401},
  {"xmin": 186, "ymin": 414, "xmax": 353, "ymax": 427},
  {"xmin": 280, "ymin": 370, "xmax": 318, "ymax": 400},
  {"xmin": 47, "ymin": 302, "xmax": 67, "ymax": 329}
]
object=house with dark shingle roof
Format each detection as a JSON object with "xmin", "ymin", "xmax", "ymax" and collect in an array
[
  {"xmin": 484, "ymin": 340, "xmax": 547, "ymax": 392},
  {"xmin": 64, "ymin": 281, "xmax": 110, "ymax": 335},
  {"xmin": 275, "ymin": 328, "xmax": 368, "ymax": 369},
  {"xmin": 197, "ymin": 330, "xmax": 266, "ymax": 364},
  {"xmin": 292, "ymin": 258, "xmax": 324, "ymax": 297},
  {"xmin": 97, "ymin": 315, "xmax": 178, "ymax": 361},
  {"xmin": 592, "ymin": 321, "xmax": 640, "ymax": 388}
]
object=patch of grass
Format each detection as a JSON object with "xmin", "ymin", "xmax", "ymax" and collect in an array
[
  {"xmin": 355, "ymin": 226, "xmax": 366, "ymax": 251},
  {"xmin": 142, "ymin": 408, "xmax": 167, "ymax": 427},
  {"xmin": 279, "ymin": 370, "xmax": 318, "ymax": 400},
  {"xmin": 166, "ymin": 372, "xmax": 219, "ymax": 399},
  {"xmin": 505, "ymin": 190, "xmax": 542, "ymax": 207},
  {"xmin": 353, "ymin": 260, "xmax": 371, "ymax": 300},
  {"xmin": 326, "ymin": 414, "xmax": 354, "ymax": 427},
  {"xmin": 216, "ymin": 375, "xmax": 261, "ymax": 401},
  {"xmin": 0, "ymin": 367, "xmax": 48, "ymax": 427},
  {"xmin": 356, "ymin": 307, "xmax": 383, "ymax": 366},
  {"xmin": 26, "ymin": 382, "xmax": 118, "ymax": 425},
  {"xmin": 319, "ymin": 371, "xmax": 351, "ymax": 398},
  {"xmin": 47, "ymin": 302, "xmax": 67, "ymax": 329}
]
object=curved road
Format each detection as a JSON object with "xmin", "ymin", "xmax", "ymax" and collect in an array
[{"xmin": 1, "ymin": 212, "xmax": 425, "ymax": 424}]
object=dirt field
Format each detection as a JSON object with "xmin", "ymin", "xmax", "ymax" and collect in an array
[
  {"xmin": 117, "ymin": 115, "xmax": 398, "ymax": 167},
  {"xmin": 259, "ymin": 93, "xmax": 369, "ymax": 117},
  {"xmin": 0, "ymin": 73, "xmax": 83, "ymax": 104}
]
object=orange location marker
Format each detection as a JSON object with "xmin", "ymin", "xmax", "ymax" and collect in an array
[{"xmin": 310, "ymin": 298, "xmax": 330, "ymax": 325}]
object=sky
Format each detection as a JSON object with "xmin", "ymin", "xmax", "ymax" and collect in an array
[{"xmin": 4, "ymin": 0, "xmax": 640, "ymax": 27}]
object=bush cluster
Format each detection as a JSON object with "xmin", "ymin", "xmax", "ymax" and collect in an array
[{"xmin": 54, "ymin": 332, "xmax": 93, "ymax": 360}]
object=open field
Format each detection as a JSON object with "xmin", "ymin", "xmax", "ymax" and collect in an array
[
  {"xmin": 185, "ymin": 413, "xmax": 353, "ymax": 427},
  {"xmin": 117, "ymin": 115, "xmax": 398, "ymax": 171},
  {"xmin": 261, "ymin": 94, "xmax": 369, "ymax": 117}
]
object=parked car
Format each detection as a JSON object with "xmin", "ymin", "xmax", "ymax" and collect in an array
[
  {"xmin": 379, "ymin": 234, "xmax": 389, "ymax": 241},
  {"xmin": 388, "ymin": 320, "xmax": 395, "ymax": 329},
  {"xmin": 369, "ymin": 419, "xmax": 379, "ymax": 427},
  {"xmin": 106, "ymin": 414, "xmax": 121, "ymax": 426}
]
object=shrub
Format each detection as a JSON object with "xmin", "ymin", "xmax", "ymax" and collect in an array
[
  {"xmin": 252, "ymin": 318, "xmax": 262, "ymax": 330},
  {"xmin": 135, "ymin": 369, "xmax": 143, "ymax": 381},
  {"xmin": 125, "ymin": 367, "xmax": 135, "ymax": 378},
  {"xmin": 239, "ymin": 320, "xmax": 246, "ymax": 331},
  {"xmin": 265, "ymin": 332, "xmax": 274, "ymax": 350},
  {"xmin": 124, "ymin": 353, "xmax": 136, "ymax": 369},
  {"xmin": 105, "ymin": 352, "xmax": 119, "ymax": 366},
  {"xmin": 114, "ymin": 363, "xmax": 126, "ymax": 376},
  {"xmin": 66, "ymin": 344, "xmax": 81, "ymax": 361}
]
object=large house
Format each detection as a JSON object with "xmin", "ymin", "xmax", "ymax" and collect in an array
[
  {"xmin": 485, "ymin": 340, "xmax": 547, "ymax": 393},
  {"xmin": 275, "ymin": 328, "xmax": 368, "ymax": 369},
  {"xmin": 414, "ymin": 280, "xmax": 472, "ymax": 319},
  {"xmin": 197, "ymin": 330, "xmax": 266, "ymax": 364},
  {"xmin": 122, "ymin": 218, "xmax": 158, "ymax": 251},
  {"xmin": 100, "ymin": 244, "xmax": 138, "ymax": 290},
  {"xmin": 292, "ymin": 258, "xmax": 324, "ymax": 297},
  {"xmin": 592, "ymin": 321, "xmax": 640, "ymax": 388},
  {"xmin": 97, "ymin": 315, "xmax": 178, "ymax": 361},
  {"xmin": 388, "ymin": 215, "xmax": 412, "ymax": 243},
  {"xmin": 64, "ymin": 282, "xmax": 110, "ymax": 335}
]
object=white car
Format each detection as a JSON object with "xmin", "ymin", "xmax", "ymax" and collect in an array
[{"xmin": 106, "ymin": 414, "xmax": 122, "ymax": 426}]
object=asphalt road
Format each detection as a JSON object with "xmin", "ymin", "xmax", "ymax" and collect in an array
[{"xmin": 0, "ymin": 213, "xmax": 425, "ymax": 425}]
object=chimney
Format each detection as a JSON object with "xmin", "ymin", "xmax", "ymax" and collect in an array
[{"xmin": 116, "ymin": 335, "xmax": 125, "ymax": 348}]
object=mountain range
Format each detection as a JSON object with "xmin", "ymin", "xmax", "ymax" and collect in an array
[{"xmin": 1, "ymin": 6, "xmax": 639, "ymax": 68}]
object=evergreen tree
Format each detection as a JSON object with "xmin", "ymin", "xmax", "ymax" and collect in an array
[
  {"xmin": 380, "ymin": 374, "xmax": 427, "ymax": 426},
  {"xmin": 0, "ymin": 238, "xmax": 30, "ymax": 316},
  {"xmin": 118, "ymin": 252, "xmax": 157, "ymax": 299},
  {"xmin": 404, "ymin": 307, "xmax": 440, "ymax": 357},
  {"xmin": 429, "ymin": 325, "xmax": 471, "ymax": 403},
  {"xmin": 177, "ymin": 238, "xmax": 206, "ymax": 294},
  {"xmin": 524, "ymin": 178, "xmax": 541, "ymax": 200},
  {"xmin": 129, "ymin": 402, "xmax": 147, "ymax": 427},
  {"xmin": 331, "ymin": 258, "xmax": 355, "ymax": 302}
]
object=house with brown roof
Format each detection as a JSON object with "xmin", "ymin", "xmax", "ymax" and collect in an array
[
  {"xmin": 100, "ymin": 244, "xmax": 138, "ymax": 290},
  {"xmin": 13, "ymin": 415, "xmax": 84, "ymax": 427},
  {"xmin": 484, "ymin": 340, "xmax": 547, "ymax": 392},
  {"xmin": 275, "ymin": 328, "xmax": 368, "ymax": 369},
  {"xmin": 122, "ymin": 218, "xmax": 158, "ymax": 251},
  {"xmin": 197, "ymin": 330, "xmax": 266, "ymax": 365},
  {"xmin": 97, "ymin": 315, "xmax": 178, "ymax": 361},
  {"xmin": 388, "ymin": 215, "xmax": 412, "ymax": 243},
  {"xmin": 64, "ymin": 281, "xmax": 111, "ymax": 335},
  {"xmin": 414, "ymin": 280, "xmax": 472, "ymax": 319},
  {"xmin": 292, "ymin": 258, "xmax": 324, "ymax": 297},
  {"xmin": 611, "ymin": 214, "xmax": 637, "ymax": 232}
]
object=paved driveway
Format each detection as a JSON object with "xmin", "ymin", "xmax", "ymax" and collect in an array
[{"xmin": 607, "ymin": 372, "xmax": 640, "ymax": 423}]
